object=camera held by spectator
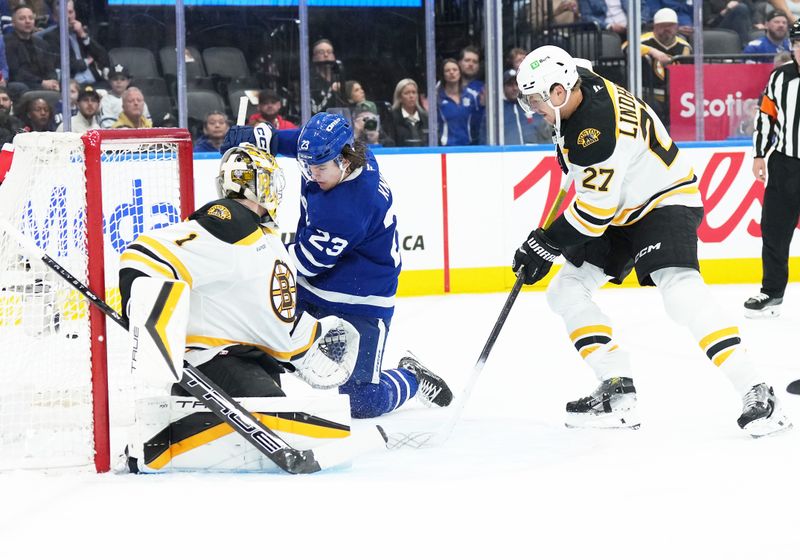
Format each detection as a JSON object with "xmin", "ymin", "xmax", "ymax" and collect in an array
[{"xmin": 351, "ymin": 106, "xmax": 394, "ymax": 147}]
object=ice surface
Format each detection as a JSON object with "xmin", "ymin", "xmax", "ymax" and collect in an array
[{"xmin": 2, "ymin": 283, "xmax": 799, "ymax": 559}]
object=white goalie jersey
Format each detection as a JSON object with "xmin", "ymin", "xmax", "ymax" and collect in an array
[
  {"xmin": 119, "ymin": 198, "xmax": 321, "ymax": 368},
  {"xmin": 559, "ymin": 69, "xmax": 702, "ymax": 238}
]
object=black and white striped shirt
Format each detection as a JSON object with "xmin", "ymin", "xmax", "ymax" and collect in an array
[{"xmin": 754, "ymin": 60, "xmax": 800, "ymax": 159}]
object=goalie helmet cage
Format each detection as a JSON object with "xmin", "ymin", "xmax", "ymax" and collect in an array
[{"xmin": 0, "ymin": 129, "xmax": 194, "ymax": 473}]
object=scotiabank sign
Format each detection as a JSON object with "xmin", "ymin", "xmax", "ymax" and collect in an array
[{"xmin": 668, "ymin": 64, "xmax": 773, "ymax": 141}]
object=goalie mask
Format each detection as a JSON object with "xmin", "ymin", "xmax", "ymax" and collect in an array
[{"xmin": 217, "ymin": 143, "xmax": 285, "ymax": 222}]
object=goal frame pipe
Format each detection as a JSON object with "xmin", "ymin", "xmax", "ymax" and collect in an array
[{"xmin": 81, "ymin": 128, "xmax": 195, "ymax": 472}]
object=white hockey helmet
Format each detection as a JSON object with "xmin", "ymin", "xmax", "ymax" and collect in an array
[
  {"xmin": 217, "ymin": 143, "xmax": 285, "ymax": 222},
  {"xmin": 516, "ymin": 45, "xmax": 579, "ymax": 113}
]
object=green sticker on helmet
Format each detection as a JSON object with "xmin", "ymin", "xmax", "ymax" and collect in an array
[{"xmin": 530, "ymin": 60, "xmax": 540, "ymax": 70}]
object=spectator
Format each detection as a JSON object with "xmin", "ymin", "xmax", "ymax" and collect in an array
[
  {"xmin": 481, "ymin": 68, "xmax": 552, "ymax": 145},
  {"xmin": 768, "ymin": 0, "xmax": 799, "ymax": 22},
  {"xmin": 98, "ymin": 64, "xmax": 150, "ymax": 128},
  {"xmin": 344, "ymin": 80, "xmax": 377, "ymax": 114},
  {"xmin": 0, "ymin": 85, "xmax": 22, "ymax": 144},
  {"xmin": 8, "ymin": 0, "xmax": 51, "ymax": 30},
  {"xmin": 744, "ymin": 10, "xmax": 792, "ymax": 57},
  {"xmin": 437, "ymin": 58, "xmax": 481, "ymax": 146},
  {"xmin": 40, "ymin": 0, "xmax": 109, "ymax": 86},
  {"xmin": 351, "ymin": 105, "xmax": 394, "ymax": 147},
  {"xmin": 0, "ymin": 30, "xmax": 8, "ymax": 86},
  {"xmin": 389, "ymin": 78, "xmax": 428, "ymax": 147},
  {"xmin": 194, "ymin": 110, "xmax": 230, "ymax": 153},
  {"xmin": 53, "ymin": 78, "xmax": 78, "ymax": 128},
  {"xmin": 459, "ymin": 46, "xmax": 485, "ymax": 135},
  {"xmin": 704, "ymin": 0, "xmax": 754, "ymax": 47},
  {"xmin": 111, "ymin": 87, "xmax": 151, "ymax": 129},
  {"xmin": 18, "ymin": 95, "xmax": 54, "ymax": 132},
  {"xmin": 247, "ymin": 89, "xmax": 297, "ymax": 129},
  {"xmin": 580, "ymin": 0, "xmax": 628, "ymax": 34},
  {"xmin": 506, "ymin": 47, "xmax": 528, "ymax": 71},
  {"xmin": 310, "ymin": 38, "xmax": 345, "ymax": 113},
  {"xmin": 56, "ymin": 83, "xmax": 100, "ymax": 132},
  {"xmin": 624, "ymin": 8, "xmax": 691, "ymax": 124},
  {"xmin": 5, "ymin": 5, "xmax": 58, "ymax": 96},
  {"xmin": 773, "ymin": 49, "xmax": 793, "ymax": 63},
  {"xmin": 646, "ymin": 0, "xmax": 694, "ymax": 36}
]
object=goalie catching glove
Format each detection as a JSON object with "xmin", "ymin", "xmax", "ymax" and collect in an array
[
  {"xmin": 512, "ymin": 228, "xmax": 561, "ymax": 285},
  {"xmin": 290, "ymin": 315, "xmax": 360, "ymax": 389}
]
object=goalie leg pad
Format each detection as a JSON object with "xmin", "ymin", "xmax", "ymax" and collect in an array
[{"xmin": 126, "ymin": 395, "xmax": 352, "ymax": 473}]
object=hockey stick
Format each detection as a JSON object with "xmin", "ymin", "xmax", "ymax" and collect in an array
[
  {"xmin": 237, "ymin": 96, "xmax": 249, "ymax": 126},
  {"xmin": 0, "ymin": 220, "xmax": 385, "ymax": 473},
  {"xmin": 388, "ymin": 173, "xmax": 572, "ymax": 449}
]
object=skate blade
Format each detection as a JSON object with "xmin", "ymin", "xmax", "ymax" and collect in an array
[
  {"xmin": 743, "ymin": 414, "xmax": 793, "ymax": 439},
  {"xmin": 565, "ymin": 409, "xmax": 640, "ymax": 430},
  {"xmin": 744, "ymin": 307, "xmax": 781, "ymax": 319},
  {"xmin": 787, "ymin": 380, "xmax": 800, "ymax": 395}
]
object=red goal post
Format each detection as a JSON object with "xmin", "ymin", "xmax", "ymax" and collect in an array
[{"xmin": 0, "ymin": 129, "xmax": 195, "ymax": 473}]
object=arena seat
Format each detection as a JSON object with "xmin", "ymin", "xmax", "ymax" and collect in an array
[
  {"xmin": 701, "ymin": 29, "xmax": 742, "ymax": 55},
  {"xmin": 109, "ymin": 47, "xmax": 160, "ymax": 79}
]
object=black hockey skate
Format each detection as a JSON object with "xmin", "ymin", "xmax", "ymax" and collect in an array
[
  {"xmin": 565, "ymin": 377, "xmax": 639, "ymax": 429},
  {"xmin": 399, "ymin": 355, "xmax": 453, "ymax": 407},
  {"xmin": 737, "ymin": 383, "xmax": 791, "ymax": 438},
  {"xmin": 743, "ymin": 293, "xmax": 782, "ymax": 318}
]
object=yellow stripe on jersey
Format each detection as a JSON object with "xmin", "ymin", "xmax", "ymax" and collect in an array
[
  {"xmin": 568, "ymin": 205, "xmax": 609, "ymax": 235},
  {"xmin": 136, "ymin": 235, "xmax": 194, "ymax": 287},
  {"xmin": 713, "ymin": 348, "xmax": 735, "ymax": 367},
  {"xmin": 574, "ymin": 198, "xmax": 617, "ymax": 218},
  {"xmin": 235, "ymin": 228, "xmax": 264, "ymax": 246},
  {"xmin": 603, "ymin": 77, "xmax": 621, "ymax": 140},
  {"xmin": 579, "ymin": 344, "xmax": 601, "ymax": 358},
  {"xmin": 186, "ymin": 321, "xmax": 319, "ymax": 361},
  {"xmin": 120, "ymin": 251, "xmax": 175, "ymax": 279},
  {"xmin": 154, "ymin": 282, "xmax": 187, "ymax": 369},
  {"xmin": 612, "ymin": 171, "xmax": 699, "ymax": 226}
]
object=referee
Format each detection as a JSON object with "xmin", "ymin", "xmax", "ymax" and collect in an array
[{"xmin": 745, "ymin": 20, "xmax": 800, "ymax": 318}]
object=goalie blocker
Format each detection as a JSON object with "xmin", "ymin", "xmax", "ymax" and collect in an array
[{"xmin": 122, "ymin": 277, "xmax": 376, "ymax": 473}]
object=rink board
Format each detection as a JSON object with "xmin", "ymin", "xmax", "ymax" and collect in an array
[{"xmin": 192, "ymin": 141, "xmax": 799, "ymax": 295}]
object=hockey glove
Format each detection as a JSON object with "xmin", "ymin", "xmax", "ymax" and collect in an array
[
  {"xmin": 512, "ymin": 228, "xmax": 561, "ymax": 285},
  {"xmin": 220, "ymin": 124, "xmax": 275, "ymax": 154}
]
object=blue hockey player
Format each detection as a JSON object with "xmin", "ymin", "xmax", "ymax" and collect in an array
[{"xmin": 222, "ymin": 112, "xmax": 453, "ymax": 418}]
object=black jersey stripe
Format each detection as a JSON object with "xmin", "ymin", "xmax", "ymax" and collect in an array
[
  {"xmin": 574, "ymin": 335, "xmax": 612, "ymax": 351},
  {"xmin": 573, "ymin": 203, "xmax": 615, "ymax": 226},
  {"xmin": 705, "ymin": 337, "xmax": 741, "ymax": 361},
  {"xmin": 622, "ymin": 175, "xmax": 698, "ymax": 224}
]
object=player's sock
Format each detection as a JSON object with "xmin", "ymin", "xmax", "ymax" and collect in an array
[{"xmin": 341, "ymin": 368, "xmax": 419, "ymax": 419}]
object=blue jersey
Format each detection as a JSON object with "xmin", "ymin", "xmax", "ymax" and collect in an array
[
  {"xmin": 437, "ymin": 86, "xmax": 481, "ymax": 146},
  {"xmin": 274, "ymin": 129, "xmax": 401, "ymax": 320}
]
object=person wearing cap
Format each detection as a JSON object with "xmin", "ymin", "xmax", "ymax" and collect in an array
[
  {"xmin": 57, "ymin": 84, "xmax": 101, "ymax": 133},
  {"xmin": 623, "ymin": 7, "xmax": 691, "ymax": 125},
  {"xmin": 389, "ymin": 78, "xmax": 429, "ymax": 147},
  {"xmin": 247, "ymin": 89, "xmax": 297, "ymax": 129},
  {"xmin": 351, "ymin": 105, "xmax": 394, "ymax": 146},
  {"xmin": 99, "ymin": 64, "xmax": 150, "ymax": 128},
  {"xmin": 744, "ymin": 10, "xmax": 792, "ymax": 58},
  {"xmin": 480, "ymin": 68, "xmax": 550, "ymax": 145},
  {"xmin": 646, "ymin": 0, "xmax": 694, "ymax": 29}
]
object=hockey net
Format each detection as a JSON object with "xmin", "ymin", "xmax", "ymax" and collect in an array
[{"xmin": 0, "ymin": 129, "xmax": 194, "ymax": 472}]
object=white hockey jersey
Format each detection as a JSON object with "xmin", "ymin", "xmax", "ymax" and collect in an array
[
  {"xmin": 119, "ymin": 199, "xmax": 320, "ymax": 366},
  {"xmin": 558, "ymin": 69, "xmax": 702, "ymax": 240}
]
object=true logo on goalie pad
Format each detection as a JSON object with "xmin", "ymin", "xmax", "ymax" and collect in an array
[{"xmin": 270, "ymin": 260, "xmax": 296, "ymax": 323}]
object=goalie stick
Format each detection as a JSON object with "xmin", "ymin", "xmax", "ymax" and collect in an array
[
  {"xmin": 388, "ymin": 172, "xmax": 572, "ymax": 449},
  {"xmin": 0, "ymin": 219, "xmax": 386, "ymax": 474}
]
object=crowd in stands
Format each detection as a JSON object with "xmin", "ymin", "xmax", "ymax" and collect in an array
[{"xmin": 0, "ymin": 0, "xmax": 795, "ymax": 149}]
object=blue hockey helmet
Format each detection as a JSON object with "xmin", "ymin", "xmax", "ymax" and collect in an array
[{"xmin": 296, "ymin": 112, "xmax": 354, "ymax": 181}]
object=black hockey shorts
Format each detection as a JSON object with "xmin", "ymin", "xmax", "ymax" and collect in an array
[
  {"xmin": 562, "ymin": 205, "xmax": 704, "ymax": 286},
  {"xmin": 172, "ymin": 345, "xmax": 286, "ymax": 398}
]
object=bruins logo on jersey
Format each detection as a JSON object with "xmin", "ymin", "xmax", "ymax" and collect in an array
[
  {"xmin": 577, "ymin": 128, "xmax": 601, "ymax": 148},
  {"xmin": 270, "ymin": 260, "xmax": 296, "ymax": 323},
  {"xmin": 207, "ymin": 205, "xmax": 232, "ymax": 220}
]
